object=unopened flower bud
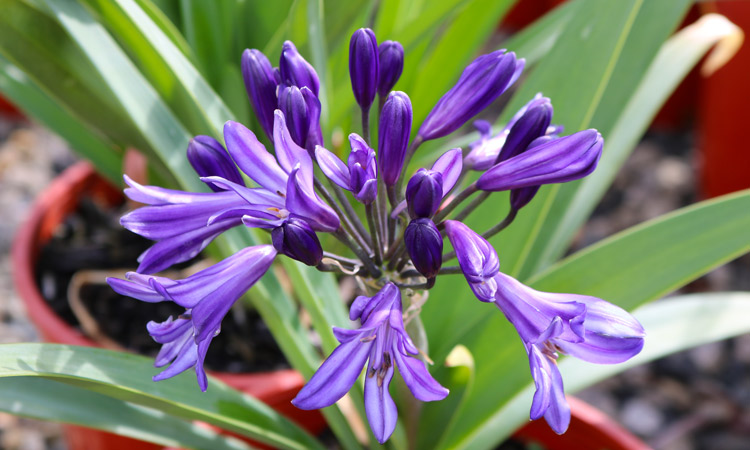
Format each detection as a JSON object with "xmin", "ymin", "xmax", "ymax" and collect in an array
[
  {"xmin": 406, "ymin": 169, "xmax": 443, "ymax": 218},
  {"xmin": 187, "ymin": 136, "xmax": 244, "ymax": 191},
  {"xmin": 241, "ymin": 49, "xmax": 279, "ymax": 140},
  {"xmin": 278, "ymin": 85, "xmax": 310, "ymax": 149},
  {"xmin": 378, "ymin": 91, "xmax": 412, "ymax": 186},
  {"xmin": 419, "ymin": 50, "xmax": 523, "ymax": 141},
  {"xmin": 349, "ymin": 28, "xmax": 379, "ymax": 111},
  {"xmin": 405, "ymin": 218, "xmax": 443, "ymax": 278},
  {"xmin": 279, "ymin": 41, "xmax": 320, "ymax": 96},
  {"xmin": 272, "ymin": 217, "xmax": 323, "ymax": 266},
  {"xmin": 496, "ymin": 96, "xmax": 553, "ymax": 163},
  {"xmin": 378, "ymin": 40, "xmax": 404, "ymax": 96}
]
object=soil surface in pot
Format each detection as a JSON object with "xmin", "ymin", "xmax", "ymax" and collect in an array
[{"xmin": 35, "ymin": 195, "xmax": 289, "ymax": 373}]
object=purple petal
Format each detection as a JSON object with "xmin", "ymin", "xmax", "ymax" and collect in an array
[
  {"xmin": 378, "ymin": 91, "xmax": 412, "ymax": 186},
  {"xmin": 364, "ymin": 362, "xmax": 398, "ymax": 444},
  {"xmin": 349, "ymin": 28, "xmax": 379, "ymax": 111},
  {"xmin": 241, "ymin": 49, "xmax": 278, "ymax": 140},
  {"xmin": 315, "ymin": 145, "xmax": 351, "ymax": 189},
  {"xmin": 302, "ymin": 87, "xmax": 323, "ymax": 152},
  {"xmin": 431, "ymin": 148, "xmax": 463, "ymax": 196},
  {"xmin": 107, "ymin": 276, "xmax": 169, "ymax": 303},
  {"xmin": 292, "ymin": 335, "xmax": 373, "ymax": 409},
  {"xmin": 285, "ymin": 165, "xmax": 340, "ymax": 232},
  {"xmin": 277, "ymin": 85, "xmax": 310, "ymax": 149},
  {"xmin": 223, "ymin": 121, "xmax": 287, "ymax": 192},
  {"xmin": 377, "ymin": 40, "xmax": 404, "ymax": 96},
  {"xmin": 279, "ymin": 41, "xmax": 320, "ymax": 96},
  {"xmin": 273, "ymin": 110, "xmax": 314, "ymax": 181},
  {"xmin": 393, "ymin": 347, "xmax": 449, "ymax": 402},
  {"xmin": 271, "ymin": 217, "xmax": 323, "ymax": 266},
  {"xmin": 123, "ymin": 175, "xmax": 219, "ymax": 205},
  {"xmin": 199, "ymin": 176, "xmax": 284, "ymax": 208},
  {"xmin": 444, "ymin": 220, "xmax": 500, "ymax": 286},
  {"xmin": 477, "ymin": 129, "xmax": 603, "ymax": 192},
  {"xmin": 187, "ymin": 135, "xmax": 244, "ymax": 189}
]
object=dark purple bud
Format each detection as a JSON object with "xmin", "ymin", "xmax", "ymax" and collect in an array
[
  {"xmin": 496, "ymin": 96, "xmax": 553, "ymax": 163},
  {"xmin": 279, "ymin": 41, "xmax": 320, "ymax": 96},
  {"xmin": 302, "ymin": 88, "xmax": 323, "ymax": 152},
  {"xmin": 241, "ymin": 49, "xmax": 279, "ymax": 140},
  {"xmin": 349, "ymin": 28, "xmax": 379, "ymax": 111},
  {"xmin": 377, "ymin": 40, "xmax": 404, "ymax": 96},
  {"xmin": 419, "ymin": 50, "xmax": 524, "ymax": 141},
  {"xmin": 406, "ymin": 169, "xmax": 443, "ymax": 218},
  {"xmin": 508, "ymin": 135, "xmax": 553, "ymax": 210},
  {"xmin": 405, "ymin": 218, "xmax": 443, "ymax": 279},
  {"xmin": 271, "ymin": 217, "xmax": 323, "ymax": 266},
  {"xmin": 477, "ymin": 129, "xmax": 603, "ymax": 192},
  {"xmin": 186, "ymin": 136, "xmax": 244, "ymax": 192},
  {"xmin": 378, "ymin": 91, "xmax": 412, "ymax": 186},
  {"xmin": 278, "ymin": 85, "xmax": 310, "ymax": 149}
]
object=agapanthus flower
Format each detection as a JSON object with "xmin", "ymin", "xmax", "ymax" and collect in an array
[
  {"xmin": 292, "ymin": 283, "xmax": 448, "ymax": 443},
  {"xmin": 108, "ymin": 245, "xmax": 278, "ymax": 390},
  {"xmin": 445, "ymin": 220, "xmax": 644, "ymax": 432},
  {"xmin": 111, "ymin": 28, "xmax": 641, "ymax": 443}
]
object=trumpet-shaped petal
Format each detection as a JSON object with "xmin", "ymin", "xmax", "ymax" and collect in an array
[
  {"xmin": 430, "ymin": 148, "xmax": 463, "ymax": 196},
  {"xmin": 476, "ymin": 129, "xmax": 603, "ymax": 192},
  {"xmin": 483, "ymin": 271, "xmax": 644, "ymax": 433},
  {"xmin": 146, "ymin": 314, "xmax": 212, "ymax": 391},
  {"xmin": 224, "ymin": 120, "xmax": 288, "ymax": 193},
  {"xmin": 349, "ymin": 28, "xmax": 379, "ymax": 111},
  {"xmin": 279, "ymin": 41, "xmax": 320, "ymax": 95},
  {"xmin": 405, "ymin": 218, "xmax": 443, "ymax": 278},
  {"xmin": 378, "ymin": 91, "xmax": 412, "ymax": 186},
  {"xmin": 187, "ymin": 136, "xmax": 244, "ymax": 190},
  {"xmin": 378, "ymin": 41, "xmax": 404, "ymax": 96},
  {"xmin": 108, "ymin": 245, "xmax": 277, "ymax": 390},
  {"xmin": 292, "ymin": 283, "xmax": 448, "ymax": 444},
  {"xmin": 419, "ymin": 50, "xmax": 524, "ymax": 141},
  {"xmin": 241, "ymin": 49, "xmax": 278, "ymax": 140},
  {"xmin": 444, "ymin": 220, "xmax": 500, "ymax": 301},
  {"xmin": 285, "ymin": 165, "xmax": 340, "ymax": 232}
]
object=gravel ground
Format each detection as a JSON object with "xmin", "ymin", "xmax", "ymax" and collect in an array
[{"xmin": 0, "ymin": 117, "xmax": 748, "ymax": 449}]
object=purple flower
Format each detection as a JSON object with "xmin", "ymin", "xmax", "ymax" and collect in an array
[
  {"xmin": 272, "ymin": 217, "xmax": 323, "ymax": 266},
  {"xmin": 495, "ymin": 96, "xmax": 553, "ymax": 163},
  {"xmin": 476, "ymin": 129, "xmax": 603, "ymax": 192},
  {"xmin": 405, "ymin": 218, "xmax": 443, "ymax": 278},
  {"xmin": 277, "ymin": 85, "xmax": 323, "ymax": 153},
  {"xmin": 279, "ymin": 41, "xmax": 320, "ymax": 96},
  {"xmin": 490, "ymin": 271, "xmax": 645, "ymax": 433},
  {"xmin": 418, "ymin": 50, "xmax": 524, "ymax": 141},
  {"xmin": 186, "ymin": 136, "xmax": 244, "ymax": 190},
  {"xmin": 378, "ymin": 91, "xmax": 412, "ymax": 186},
  {"xmin": 241, "ymin": 49, "xmax": 279, "ymax": 140},
  {"xmin": 443, "ymin": 220, "xmax": 499, "ymax": 302},
  {"xmin": 315, "ymin": 134, "xmax": 378, "ymax": 204},
  {"xmin": 349, "ymin": 28, "xmax": 379, "ymax": 111},
  {"xmin": 292, "ymin": 283, "xmax": 448, "ymax": 443},
  {"xmin": 107, "ymin": 245, "xmax": 278, "ymax": 390},
  {"xmin": 378, "ymin": 41, "xmax": 404, "ymax": 96}
]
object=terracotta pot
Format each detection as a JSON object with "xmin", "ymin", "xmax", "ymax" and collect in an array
[
  {"xmin": 512, "ymin": 396, "xmax": 650, "ymax": 450},
  {"xmin": 11, "ymin": 161, "xmax": 325, "ymax": 450}
]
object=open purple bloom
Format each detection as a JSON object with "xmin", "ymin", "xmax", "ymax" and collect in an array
[
  {"xmin": 241, "ymin": 49, "xmax": 279, "ymax": 140},
  {"xmin": 490, "ymin": 271, "xmax": 645, "ymax": 433},
  {"xmin": 418, "ymin": 50, "xmax": 524, "ymax": 141},
  {"xmin": 279, "ymin": 41, "xmax": 320, "ymax": 96},
  {"xmin": 378, "ymin": 40, "xmax": 404, "ymax": 96},
  {"xmin": 107, "ymin": 245, "xmax": 278, "ymax": 390},
  {"xmin": 349, "ymin": 28, "xmax": 379, "ymax": 111},
  {"xmin": 316, "ymin": 134, "xmax": 378, "ymax": 204},
  {"xmin": 146, "ymin": 313, "xmax": 211, "ymax": 391},
  {"xmin": 292, "ymin": 283, "xmax": 448, "ymax": 443},
  {"xmin": 476, "ymin": 129, "xmax": 603, "ymax": 192},
  {"xmin": 405, "ymin": 218, "xmax": 443, "ymax": 278},
  {"xmin": 378, "ymin": 91, "xmax": 412, "ymax": 186},
  {"xmin": 186, "ymin": 136, "xmax": 244, "ymax": 190}
]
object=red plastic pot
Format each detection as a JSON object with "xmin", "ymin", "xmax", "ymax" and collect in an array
[
  {"xmin": 11, "ymin": 161, "xmax": 325, "ymax": 450},
  {"xmin": 512, "ymin": 396, "xmax": 650, "ymax": 450}
]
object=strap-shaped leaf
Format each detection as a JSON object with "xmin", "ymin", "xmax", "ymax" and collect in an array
[{"xmin": 0, "ymin": 343, "xmax": 322, "ymax": 450}]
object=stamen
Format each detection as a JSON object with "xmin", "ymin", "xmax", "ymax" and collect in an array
[{"xmin": 360, "ymin": 334, "xmax": 377, "ymax": 343}]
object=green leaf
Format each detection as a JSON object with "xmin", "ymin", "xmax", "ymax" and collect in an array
[
  {"xmin": 0, "ymin": 343, "xmax": 322, "ymax": 450},
  {"xmin": 0, "ymin": 55, "xmax": 123, "ymax": 182},
  {"xmin": 528, "ymin": 13, "xmax": 744, "ymax": 273},
  {"xmin": 456, "ymin": 293, "xmax": 750, "ymax": 448},
  {"xmin": 0, "ymin": 377, "xmax": 252, "ymax": 450}
]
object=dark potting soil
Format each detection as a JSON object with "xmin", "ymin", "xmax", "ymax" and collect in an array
[{"xmin": 34, "ymin": 195, "xmax": 289, "ymax": 373}]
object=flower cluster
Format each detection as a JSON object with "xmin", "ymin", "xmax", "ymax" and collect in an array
[{"xmin": 109, "ymin": 27, "xmax": 644, "ymax": 443}]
